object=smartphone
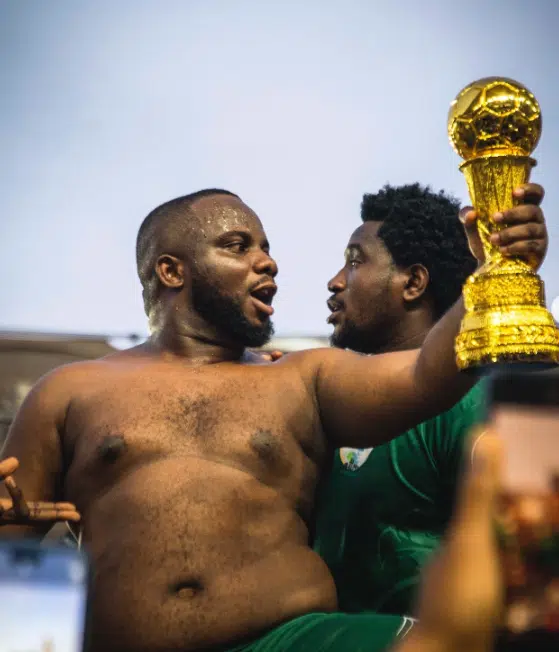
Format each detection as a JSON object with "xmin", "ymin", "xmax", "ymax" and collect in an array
[
  {"xmin": 488, "ymin": 370, "xmax": 559, "ymax": 635},
  {"xmin": 0, "ymin": 540, "xmax": 90, "ymax": 652}
]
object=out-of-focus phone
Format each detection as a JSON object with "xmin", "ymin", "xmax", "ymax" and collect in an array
[
  {"xmin": 0, "ymin": 540, "xmax": 90, "ymax": 652},
  {"xmin": 488, "ymin": 370, "xmax": 559, "ymax": 635}
]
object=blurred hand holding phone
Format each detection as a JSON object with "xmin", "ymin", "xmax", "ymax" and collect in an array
[{"xmin": 488, "ymin": 369, "xmax": 559, "ymax": 636}]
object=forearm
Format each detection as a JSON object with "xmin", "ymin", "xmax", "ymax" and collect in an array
[{"xmin": 413, "ymin": 297, "xmax": 475, "ymax": 414}]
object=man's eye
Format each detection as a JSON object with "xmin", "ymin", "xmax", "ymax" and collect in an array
[
  {"xmin": 348, "ymin": 258, "xmax": 360, "ymax": 268},
  {"xmin": 227, "ymin": 242, "xmax": 247, "ymax": 253}
]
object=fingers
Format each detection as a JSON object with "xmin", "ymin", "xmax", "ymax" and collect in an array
[
  {"xmin": 4, "ymin": 476, "xmax": 30, "ymax": 518},
  {"xmin": 0, "ymin": 457, "xmax": 19, "ymax": 480},
  {"xmin": 491, "ymin": 186, "xmax": 545, "ymax": 259},
  {"xmin": 491, "ymin": 222, "xmax": 546, "ymax": 256},
  {"xmin": 259, "ymin": 350, "xmax": 283, "ymax": 362},
  {"xmin": 0, "ymin": 458, "xmax": 81, "ymax": 525},
  {"xmin": 492, "ymin": 204, "xmax": 546, "ymax": 266},
  {"xmin": 514, "ymin": 183, "xmax": 544, "ymax": 206},
  {"xmin": 461, "ymin": 184, "xmax": 544, "ymax": 227},
  {"xmin": 494, "ymin": 204, "xmax": 544, "ymax": 226},
  {"xmin": 459, "ymin": 207, "xmax": 479, "ymax": 240},
  {"xmin": 461, "ymin": 184, "xmax": 547, "ymax": 268},
  {"xmin": 0, "ymin": 499, "xmax": 81, "ymax": 523},
  {"xmin": 28, "ymin": 504, "xmax": 81, "ymax": 522},
  {"xmin": 459, "ymin": 206, "xmax": 475, "ymax": 225}
]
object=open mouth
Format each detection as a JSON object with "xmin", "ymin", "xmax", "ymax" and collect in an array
[
  {"xmin": 326, "ymin": 298, "xmax": 343, "ymax": 324},
  {"xmin": 250, "ymin": 284, "xmax": 277, "ymax": 317}
]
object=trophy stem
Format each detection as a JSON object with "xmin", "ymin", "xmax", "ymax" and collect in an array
[{"xmin": 459, "ymin": 155, "xmax": 536, "ymax": 264}]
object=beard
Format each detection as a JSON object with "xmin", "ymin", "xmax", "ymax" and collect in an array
[
  {"xmin": 330, "ymin": 321, "xmax": 377, "ymax": 353},
  {"xmin": 191, "ymin": 273, "xmax": 274, "ymax": 348},
  {"xmin": 330, "ymin": 312, "xmax": 395, "ymax": 355}
]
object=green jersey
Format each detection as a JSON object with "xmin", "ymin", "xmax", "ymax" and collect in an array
[{"xmin": 313, "ymin": 384, "xmax": 485, "ymax": 616}]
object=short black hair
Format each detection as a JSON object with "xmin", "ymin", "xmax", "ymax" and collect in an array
[
  {"xmin": 136, "ymin": 188, "xmax": 239, "ymax": 315},
  {"xmin": 361, "ymin": 183, "xmax": 476, "ymax": 317}
]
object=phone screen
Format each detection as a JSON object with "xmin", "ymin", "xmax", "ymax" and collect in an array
[
  {"xmin": 0, "ymin": 541, "xmax": 89, "ymax": 652},
  {"xmin": 488, "ymin": 370, "xmax": 559, "ymax": 635}
]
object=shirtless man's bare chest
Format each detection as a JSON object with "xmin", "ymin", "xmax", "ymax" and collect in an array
[{"xmin": 60, "ymin": 355, "xmax": 335, "ymax": 652}]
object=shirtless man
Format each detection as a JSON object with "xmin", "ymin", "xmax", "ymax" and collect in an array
[{"xmin": 0, "ymin": 186, "xmax": 547, "ymax": 652}]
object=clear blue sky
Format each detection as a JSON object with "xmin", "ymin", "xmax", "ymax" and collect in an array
[{"xmin": 2, "ymin": 0, "xmax": 558, "ymax": 338}]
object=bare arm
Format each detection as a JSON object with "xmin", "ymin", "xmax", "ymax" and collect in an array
[
  {"xmin": 314, "ymin": 297, "xmax": 473, "ymax": 448},
  {"xmin": 0, "ymin": 368, "xmax": 71, "ymax": 538}
]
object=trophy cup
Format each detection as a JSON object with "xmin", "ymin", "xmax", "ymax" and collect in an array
[{"xmin": 448, "ymin": 77, "xmax": 559, "ymax": 371}]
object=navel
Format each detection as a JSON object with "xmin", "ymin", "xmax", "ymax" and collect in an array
[{"xmin": 172, "ymin": 579, "xmax": 204, "ymax": 599}]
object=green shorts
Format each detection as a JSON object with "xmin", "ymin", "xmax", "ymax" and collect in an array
[{"xmin": 226, "ymin": 612, "xmax": 416, "ymax": 652}]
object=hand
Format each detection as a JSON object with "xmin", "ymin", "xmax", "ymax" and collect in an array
[
  {"xmin": 255, "ymin": 350, "xmax": 284, "ymax": 362},
  {"xmin": 396, "ymin": 428, "xmax": 503, "ymax": 652},
  {"xmin": 460, "ymin": 183, "xmax": 547, "ymax": 270},
  {"xmin": 261, "ymin": 350, "xmax": 284, "ymax": 362},
  {"xmin": 0, "ymin": 457, "xmax": 80, "ymax": 525}
]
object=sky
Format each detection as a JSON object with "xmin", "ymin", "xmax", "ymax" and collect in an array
[{"xmin": 1, "ymin": 0, "xmax": 559, "ymax": 339}]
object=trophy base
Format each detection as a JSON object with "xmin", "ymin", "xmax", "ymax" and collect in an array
[
  {"xmin": 459, "ymin": 358, "xmax": 559, "ymax": 377},
  {"xmin": 456, "ymin": 264, "xmax": 559, "ymax": 372}
]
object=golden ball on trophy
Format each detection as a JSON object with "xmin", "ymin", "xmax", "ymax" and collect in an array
[
  {"xmin": 448, "ymin": 77, "xmax": 559, "ymax": 371},
  {"xmin": 449, "ymin": 77, "xmax": 541, "ymax": 160}
]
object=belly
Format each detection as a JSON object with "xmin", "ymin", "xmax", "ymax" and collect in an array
[{"xmin": 82, "ymin": 458, "xmax": 337, "ymax": 652}]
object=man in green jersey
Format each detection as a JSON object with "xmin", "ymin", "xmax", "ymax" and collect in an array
[{"xmin": 315, "ymin": 183, "xmax": 488, "ymax": 616}]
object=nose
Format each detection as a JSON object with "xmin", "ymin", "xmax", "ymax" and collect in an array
[
  {"xmin": 254, "ymin": 250, "xmax": 278, "ymax": 278},
  {"xmin": 327, "ymin": 268, "xmax": 346, "ymax": 294}
]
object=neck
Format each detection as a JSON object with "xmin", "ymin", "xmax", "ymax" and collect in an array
[
  {"xmin": 146, "ymin": 303, "xmax": 245, "ymax": 364},
  {"xmin": 375, "ymin": 310, "xmax": 436, "ymax": 355}
]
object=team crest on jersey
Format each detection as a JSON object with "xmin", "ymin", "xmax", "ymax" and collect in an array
[{"xmin": 339, "ymin": 447, "xmax": 373, "ymax": 471}]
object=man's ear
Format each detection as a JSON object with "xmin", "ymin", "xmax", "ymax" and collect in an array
[
  {"xmin": 155, "ymin": 255, "xmax": 185, "ymax": 290},
  {"xmin": 402, "ymin": 263, "xmax": 429, "ymax": 303}
]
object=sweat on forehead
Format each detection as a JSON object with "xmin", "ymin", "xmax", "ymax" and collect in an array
[
  {"xmin": 137, "ymin": 188, "xmax": 235, "ymax": 248},
  {"xmin": 189, "ymin": 194, "xmax": 261, "ymax": 232},
  {"xmin": 136, "ymin": 189, "xmax": 237, "ymax": 276},
  {"xmin": 136, "ymin": 189, "xmax": 246, "ymax": 316}
]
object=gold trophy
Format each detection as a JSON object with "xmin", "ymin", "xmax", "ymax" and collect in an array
[{"xmin": 448, "ymin": 77, "xmax": 559, "ymax": 371}]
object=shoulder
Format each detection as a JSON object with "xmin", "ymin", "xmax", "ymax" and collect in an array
[
  {"xmin": 5, "ymin": 359, "xmax": 117, "ymax": 444},
  {"xmin": 284, "ymin": 347, "xmax": 363, "ymax": 370},
  {"xmin": 274, "ymin": 347, "xmax": 365, "ymax": 385},
  {"xmin": 26, "ymin": 356, "xmax": 124, "ymax": 405}
]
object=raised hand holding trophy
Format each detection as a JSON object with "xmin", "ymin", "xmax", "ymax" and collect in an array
[{"xmin": 448, "ymin": 77, "xmax": 559, "ymax": 371}]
